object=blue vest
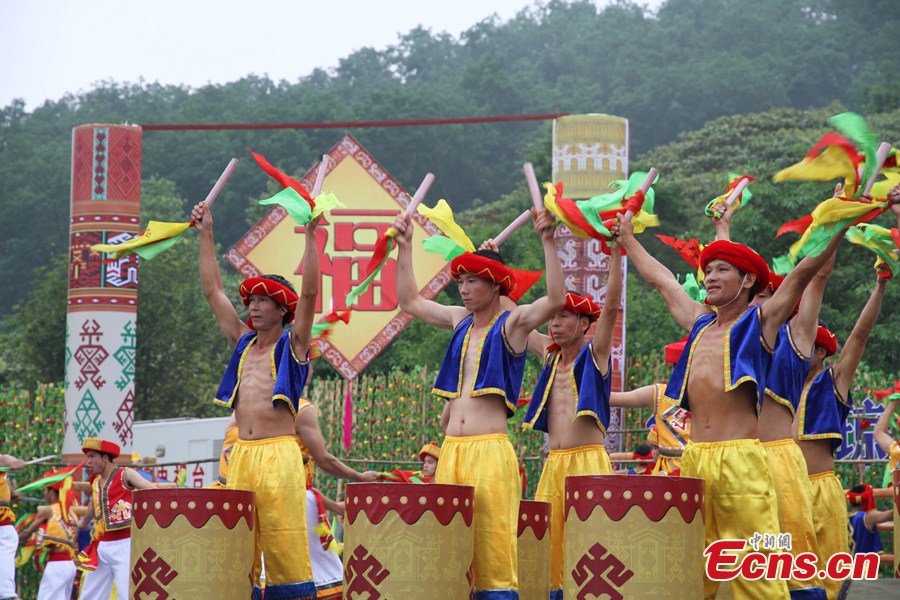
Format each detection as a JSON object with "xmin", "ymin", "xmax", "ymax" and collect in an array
[
  {"xmin": 849, "ymin": 511, "xmax": 882, "ymax": 554},
  {"xmin": 765, "ymin": 322, "xmax": 812, "ymax": 415},
  {"xmin": 523, "ymin": 342, "xmax": 612, "ymax": 434},
  {"xmin": 432, "ymin": 311, "xmax": 525, "ymax": 418},
  {"xmin": 797, "ymin": 366, "xmax": 851, "ymax": 453},
  {"xmin": 214, "ymin": 330, "xmax": 309, "ymax": 415},
  {"xmin": 666, "ymin": 306, "xmax": 773, "ymax": 412}
]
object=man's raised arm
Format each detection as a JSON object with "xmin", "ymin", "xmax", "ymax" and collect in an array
[
  {"xmin": 832, "ymin": 269, "xmax": 888, "ymax": 398},
  {"xmin": 591, "ymin": 243, "xmax": 623, "ymax": 369},
  {"xmin": 763, "ymin": 231, "xmax": 844, "ymax": 348},
  {"xmin": 191, "ymin": 202, "xmax": 246, "ymax": 347},
  {"xmin": 790, "ymin": 252, "xmax": 835, "ymax": 356},
  {"xmin": 292, "ymin": 217, "xmax": 320, "ymax": 359},
  {"xmin": 613, "ymin": 215, "xmax": 707, "ymax": 331},
  {"xmin": 392, "ymin": 213, "xmax": 466, "ymax": 330},
  {"xmin": 506, "ymin": 209, "xmax": 566, "ymax": 350}
]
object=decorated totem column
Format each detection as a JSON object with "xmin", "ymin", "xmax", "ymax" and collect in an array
[
  {"xmin": 551, "ymin": 114, "xmax": 629, "ymax": 451},
  {"xmin": 63, "ymin": 125, "xmax": 142, "ymax": 461}
]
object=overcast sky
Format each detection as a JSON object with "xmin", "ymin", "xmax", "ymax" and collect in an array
[{"xmin": 0, "ymin": 0, "xmax": 665, "ymax": 111}]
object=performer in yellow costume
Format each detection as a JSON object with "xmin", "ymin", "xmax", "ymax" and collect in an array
[
  {"xmin": 615, "ymin": 210, "xmax": 844, "ymax": 598},
  {"xmin": 393, "ymin": 203, "xmax": 564, "ymax": 599},
  {"xmin": 797, "ymin": 268, "xmax": 887, "ymax": 600},
  {"xmin": 193, "ymin": 200, "xmax": 322, "ymax": 600},
  {"xmin": 611, "ymin": 337, "xmax": 692, "ymax": 476},
  {"xmin": 715, "ymin": 202, "xmax": 829, "ymax": 598},
  {"xmin": 17, "ymin": 471, "xmax": 79, "ymax": 600},
  {"xmin": 520, "ymin": 244, "xmax": 622, "ymax": 600}
]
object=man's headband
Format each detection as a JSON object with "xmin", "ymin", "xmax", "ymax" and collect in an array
[{"xmin": 239, "ymin": 277, "xmax": 299, "ymax": 329}]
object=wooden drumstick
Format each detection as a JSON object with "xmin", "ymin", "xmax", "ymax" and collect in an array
[{"xmin": 492, "ymin": 210, "xmax": 532, "ymax": 247}]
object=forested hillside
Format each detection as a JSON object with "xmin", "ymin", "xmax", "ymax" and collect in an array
[{"xmin": 1, "ymin": 0, "xmax": 899, "ymax": 408}]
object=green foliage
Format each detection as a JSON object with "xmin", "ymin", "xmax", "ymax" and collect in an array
[
  {"xmin": 631, "ymin": 105, "xmax": 900, "ymax": 372},
  {"xmin": 132, "ymin": 178, "xmax": 239, "ymax": 419},
  {"xmin": 3, "ymin": 0, "xmax": 899, "ymax": 316}
]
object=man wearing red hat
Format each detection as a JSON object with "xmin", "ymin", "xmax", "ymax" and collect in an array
[
  {"xmin": 17, "ymin": 470, "xmax": 79, "ymax": 600},
  {"xmin": 714, "ymin": 203, "xmax": 830, "ymax": 598},
  {"xmin": 519, "ymin": 242, "xmax": 622, "ymax": 599},
  {"xmin": 0, "ymin": 453, "xmax": 26, "ymax": 600},
  {"xmin": 192, "ymin": 201, "xmax": 322, "ymax": 599},
  {"xmin": 393, "ymin": 207, "xmax": 564, "ymax": 599},
  {"xmin": 610, "ymin": 335, "xmax": 692, "ymax": 476},
  {"xmin": 795, "ymin": 265, "xmax": 888, "ymax": 599},
  {"xmin": 77, "ymin": 437, "xmax": 155, "ymax": 599},
  {"xmin": 846, "ymin": 484, "xmax": 891, "ymax": 555},
  {"xmin": 615, "ymin": 213, "xmax": 844, "ymax": 599},
  {"xmin": 419, "ymin": 442, "xmax": 440, "ymax": 482}
]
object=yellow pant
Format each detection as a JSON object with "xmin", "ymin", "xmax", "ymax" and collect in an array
[
  {"xmin": 534, "ymin": 445, "xmax": 612, "ymax": 595},
  {"xmin": 762, "ymin": 439, "xmax": 825, "ymax": 594},
  {"xmin": 682, "ymin": 439, "xmax": 789, "ymax": 599},
  {"xmin": 652, "ymin": 453, "xmax": 682, "ymax": 475},
  {"xmin": 436, "ymin": 434, "xmax": 520, "ymax": 596},
  {"xmin": 809, "ymin": 471, "xmax": 850, "ymax": 600},
  {"xmin": 228, "ymin": 435, "xmax": 315, "ymax": 600}
]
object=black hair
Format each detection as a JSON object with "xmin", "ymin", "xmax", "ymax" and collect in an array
[
  {"xmin": 472, "ymin": 249, "xmax": 505, "ymax": 265},
  {"xmin": 261, "ymin": 274, "xmax": 296, "ymax": 326},
  {"xmin": 634, "ymin": 443, "xmax": 653, "ymax": 456}
]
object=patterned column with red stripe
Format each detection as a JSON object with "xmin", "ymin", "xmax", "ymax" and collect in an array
[
  {"xmin": 551, "ymin": 115, "xmax": 629, "ymax": 453},
  {"xmin": 63, "ymin": 125, "xmax": 142, "ymax": 460}
]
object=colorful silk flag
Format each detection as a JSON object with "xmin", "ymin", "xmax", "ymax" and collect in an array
[
  {"xmin": 773, "ymin": 196, "xmax": 889, "ymax": 274},
  {"xmin": 828, "ymin": 112, "xmax": 880, "ymax": 195},
  {"xmin": 705, "ymin": 174, "xmax": 755, "ymax": 217},
  {"xmin": 773, "ymin": 132, "xmax": 862, "ymax": 198},
  {"xmin": 14, "ymin": 462, "xmax": 84, "ymax": 495},
  {"xmin": 91, "ymin": 221, "xmax": 192, "ymax": 260}
]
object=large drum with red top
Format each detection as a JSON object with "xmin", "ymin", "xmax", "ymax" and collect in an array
[
  {"xmin": 129, "ymin": 488, "xmax": 255, "ymax": 598},
  {"xmin": 343, "ymin": 483, "xmax": 474, "ymax": 598},
  {"xmin": 564, "ymin": 475, "xmax": 705, "ymax": 599},
  {"xmin": 517, "ymin": 499, "xmax": 551, "ymax": 600}
]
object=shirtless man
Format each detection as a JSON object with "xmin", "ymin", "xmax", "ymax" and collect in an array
[
  {"xmin": 393, "ymin": 207, "xmax": 564, "ymax": 599},
  {"xmin": 519, "ymin": 243, "xmax": 622, "ymax": 599},
  {"xmin": 713, "ymin": 202, "xmax": 829, "ymax": 598},
  {"xmin": 193, "ymin": 201, "xmax": 319, "ymax": 600},
  {"xmin": 795, "ymin": 270, "xmax": 887, "ymax": 599},
  {"xmin": 613, "ymin": 213, "xmax": 843, "ymax": 599}
]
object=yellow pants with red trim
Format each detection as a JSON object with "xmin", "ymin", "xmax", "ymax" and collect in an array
[
  {"xmin": 228, "ymin": 435, "xmax": 315, "ymax": 600},
  {"xmin": 435, "ymin": 434, "xmax": 520, "ymax": 595},
  {"xmin": 682, "ymin": 439, "xmax": 789, "ymax": 600},
  {"xmin": 535, "ymin": 445, "xmax": 612, "ymax": 595},
  {"xmin": 808, "ymin": 471, "xmax": 850, "ymax": 600},
  {"xmin": 762, "ymin": 439, "xmax": 825, "ymax": 594},
  {"xmin": 652, "ymin": 453, "xmax": 682, "ymax": 475}
]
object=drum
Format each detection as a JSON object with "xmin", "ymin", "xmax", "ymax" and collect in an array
[
  {"xmin": 564, "ymin": 475, "xmax": 705, "ymax": 599},
  {"xmin": 344, "ymin": 483, "xmax": 474, "ymax": 598},
  {"xmin": 129, "ymin": 488, "xmax": 255, "ymax": 598},
  {"xmin": 517, "ymin": 500, "xmax": 551, "ymax": 600}
]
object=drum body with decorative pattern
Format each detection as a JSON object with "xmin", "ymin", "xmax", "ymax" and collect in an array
[
  {"xmin": 564, "ymin": 475, "xmax": 705, "ymax": 599},
  {"xmin": 343, "ymin": 483, "xmax": 474, "ymax": 598},
  {"xmin": 129, "ymin": 488, "xmax": 255, "ymax": 598},
  {"xmin": 517, "ymin": 500, "xmax": 551, "ymax": 600}
]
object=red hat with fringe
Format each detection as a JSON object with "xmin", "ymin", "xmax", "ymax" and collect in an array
[
  {"xmin": 815, "ymin": 326, "xmax": 838, "ymax": 357},
  {"xmin": 699, "ymin": 240, "xmax": 770, "ymax": 292},
  {"xmin": 563, "ymin": 292, "xmax": 602, "ymax": 321},
  {"xmin": 846, "ymin": 484, "xmax": 876, "ymax": 512},
  {"xmin": 81, "ymin": 438, "xmax": 120, "ymax": 459},
  {"xmin": 450, "ymin": 253, "xmax": 542, "ymax": 302},
  {"xmin": 239, "ymin": 277, "xmax": 299, "ymax": 330}
]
